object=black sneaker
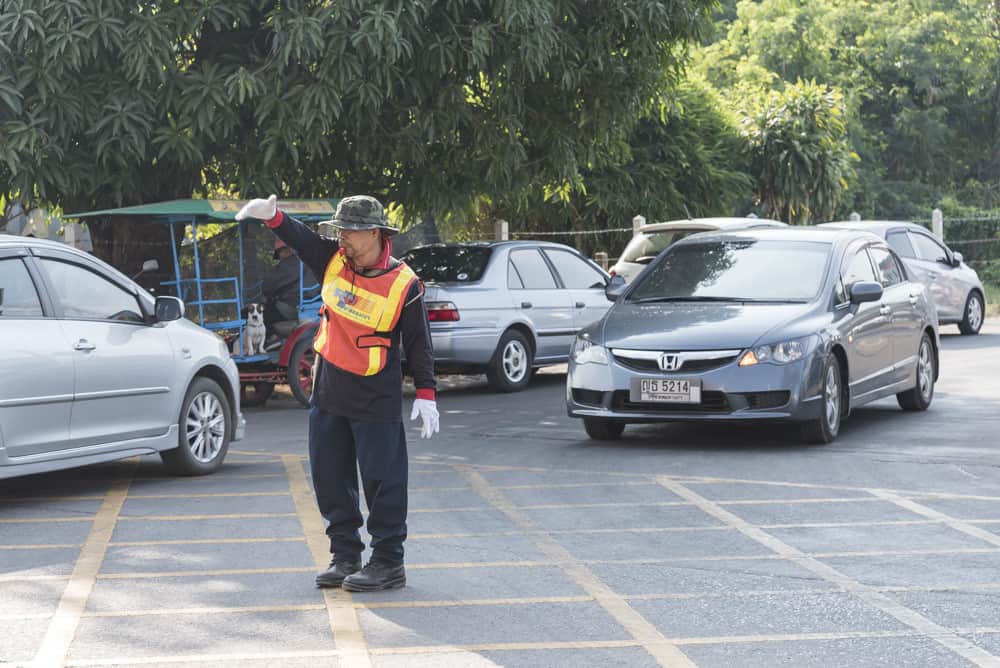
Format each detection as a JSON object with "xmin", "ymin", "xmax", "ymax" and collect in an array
[
  {"xmin": 342, "ymin": 561, "xmax": 406, "ymax": 592},
  {"xmin": 315, "ymin": 558, "xmax": 362, "ymax": 588}
]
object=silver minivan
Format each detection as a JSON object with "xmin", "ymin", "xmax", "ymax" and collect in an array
[
  {"xmin": 0, "ymin": 235, "xmax": 245, "ymax": 479},
  {"xmin": 402, "ymin": 241, "xmax": 611, "ymax": 391}
]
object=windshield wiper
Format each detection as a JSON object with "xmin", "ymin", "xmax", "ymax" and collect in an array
[{"xmin": 630, "ymin": 296, "xmax": 741, "ymax": 304}]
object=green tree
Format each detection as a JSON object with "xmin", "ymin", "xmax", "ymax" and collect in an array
[
  {"xmin": 741, "ymin": 80, "xmax": 857, "ymax": 224},
  {"xmin": 0, "ymin": 0, "xmax": 715, "ymax": 263}
]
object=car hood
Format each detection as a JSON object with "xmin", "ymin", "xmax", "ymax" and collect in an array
[{"xmin": 600, "ymin": 301, "xmax": 814, "ymax": 350}]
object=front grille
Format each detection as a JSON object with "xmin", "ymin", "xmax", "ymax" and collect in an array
[
  {"xmin": 572, "ymin": 389, "xmax": 605, "ymax": 407},
  {"xmin": 611, "ymin": 390, "xmax": 729, "ymax": 413},
  {"xmin": 739, "ymin": 391, "xmax": 790, "ymax": 410},
  {"xmin": 612, "ymin": 354, "xmax": 738, "ymax": 374}
]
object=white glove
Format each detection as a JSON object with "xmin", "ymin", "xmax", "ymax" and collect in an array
[
  {"xmin": 235, "ymin": 194, "xmax": 277, "ymax": 221},
  {"xmin": 409, "ymin": 398, "xmax": 440, "ymax": 439}
]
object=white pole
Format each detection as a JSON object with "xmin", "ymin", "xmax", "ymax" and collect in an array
[
  {"xmin": 495, "ymin": 219, "xmax": 509, "ymax": 241},
  {"xmin": 632, "ymin": 215, "xmax": 645, "ymax": 236},
  {"xmin": 849, "ymin": 211, "xmax": 861, "ymax": 221},
  {"xmin": 932, "ymin": 208, "xmax": 943, "ymax": 240}
]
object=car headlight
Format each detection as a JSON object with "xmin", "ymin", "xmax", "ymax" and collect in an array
[
  {"xmin": 739, "ymin": 337, "xmax": 810, "ymax": 366},
  {"xmin": 573, "ymin": 336, "xmax": 609, "ymax": 365}
]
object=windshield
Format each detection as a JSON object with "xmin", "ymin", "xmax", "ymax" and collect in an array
[
  {"xmin": 628, "ymin": 239, "xmax": 831, "ymax": 303},
  {"xmin": 403, "ymin": 246, "xmax": 493, "ymax": 283},
  {"xmin": 620, "ymin": 229, "xmax": 703, "ymax": 264}
]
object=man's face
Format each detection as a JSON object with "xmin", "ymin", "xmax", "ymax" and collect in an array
[{"xmin": 338, "ymin": 228, "xmax": 380, "ymax": 259}]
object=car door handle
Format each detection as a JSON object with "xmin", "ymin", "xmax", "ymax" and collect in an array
[
  {"xmin": 520, "ymin": 301, "xmax": 533, "ymax": 309},
  {"xmin": 73, "ymin": 339, "xmax": 97, "ymax": 352},
  {"xmin": 879, "ymin": 305, "xmax": 892, "ymax": 316},
  {"xmin": 574, "ymin": 301, "xmax": 586, "ymax": 308}
]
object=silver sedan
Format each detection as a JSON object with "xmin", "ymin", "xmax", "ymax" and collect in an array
[
  {"xmin": 402, "ymin": 241, "xmax": 611, "ymax": 392},
  {"xmin": 821, "ymin": 221, "xmax": 987, "ymax": 335},
  {"xmin": 0, "ymin": 235, "xmax": 244, "ymax": 479},
  {"xmin": 567, "ymin": 228, "xmax": 939, "ymax": 444}
]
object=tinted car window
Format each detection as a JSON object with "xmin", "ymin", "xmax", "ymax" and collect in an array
[
  {"xmin": 909, "ymin": 233, "xmax": 949, "ymax": 263},
  {"xmin": 620, "ymin": 229, "xmax": 699, "ymax": 264},
  {"xmin": 509, "ymin": 249, "xmax": 557, "ymax": 289},
  {"xmin": 843, "ymin": 249, "xmax": 877, "ymax": 286},
  {"xmin": 542, "ymin": 249, "xmax": 606, "ymax": 289},
  {"xmin": 869, "ymin": 247, "xmax": 904, "ymax": 287},
  {"xmin": 629, "ymin": 240, "xmax": 831, "ymax": 302},
  {"xmin": 886, "ymin": 231, "xmax": 916, "ymax": 258},
  {"xmin": 40, "ymin": 259, "xmax": 145, "ymax": 323},
  {"xmin": 0, "ymin": 258, "xmax": 44, "ymax": 317},
  {"xmin": 402, "ymin": 246, "xmax": 492, "ymax": 283}
]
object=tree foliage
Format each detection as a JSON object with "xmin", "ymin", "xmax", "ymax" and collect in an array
[
  {"xmin": 0, "ymin": 0, "xmax": 715, "ymax": 229},
  {"xmin": 741, "ymin": 80, "xmax": 856, "ymax": 224}
]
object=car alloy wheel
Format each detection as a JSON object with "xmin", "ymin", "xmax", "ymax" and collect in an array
[
  {"xmin": 502, "ymin": 339, "xmax": 528, "ymax": 384},
  {"xmin": 824, "ymin": 363, "xmax": 841, "ymax": 433},
  {"xmin": 959, "ymin": 292, "xmax": 983, "ymax": 335},
  {"xmin": 185, "ymin": 391, "xmax": 227, "ymax": 463},
  {"xmin": 917, "ymin": 337, "xmax": 934, "ymax": 404}
]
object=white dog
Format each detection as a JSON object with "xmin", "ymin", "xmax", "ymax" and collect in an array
[{"xmin": 245, "ymin": 303, "xmax": 267, "ymax": 355}]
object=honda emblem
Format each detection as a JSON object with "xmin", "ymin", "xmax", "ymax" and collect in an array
[{"xmin": 658, "ymin": 353, "xmax": 680, "ymax": 371}]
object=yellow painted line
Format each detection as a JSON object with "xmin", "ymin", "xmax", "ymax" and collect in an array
[
  {"xmin": 109, "ymin": 536, "xmax": 305, "ymax": 547},
  {"xmin": 513, "ymin": 501, "xmax": 691, "ymax": 510},
  {"xmin": 227, "ymin": 449, "xmax": 286, "ymax": 457},
  {"xmin": 33, "ymin": 461, "xmax": 135, "ymax": 668},
  {"xmin": 86, "ymin": 603, "xmax": 325, "ymax": 618},
  {"xmin": 757, "ymin": 520, "xmax": 941, "ymax": 530},
  {"xmin": 656, "ymin": 477, "xmax": 1000, "ymax": 668},
  {"xmin": 871, "ymin": 491, "xmax": 1000, "ymax": 548},
  {"xmin": 115, "ymin": 513, "xmax": 298, "ymax": 521},
  {"xmin": 97, "ymin": 567, "xmax": 314, "ymax": 580},
  {"xmin": 406, "ymin": 560, "xmax": 556, "ymax": 570},
  {"xmin": 358, "ymin": 595, "xmax": 593, "ymax": 609},
  {"xmin": 493, "ymin": 480, "xmax": 659, "ymax": 490},
  {"xmin": 125, "ymin": 491, "xmax": 291, "ymax": 500},
  {"xmin": 0, "ymin": 543, "xmax": 83, "ymax": 550},
  {"xmin": 458, "ymin": 467, "xmax": 698, "ymax": 668},
  {"xmin": 0, "ymin": 495, "xmax": 104, "ymax": 502},
  {"xmin": 805, "ymin": 547, "xmax": 1000, "ymax": 558},
  {"xmin": 720, "ymin": 497, "xmax": 886, "ymax": 506},
  {"xmin": 282, "ymin": 454, "xmax": 371, "ymax": 668},
  {"xmin": 0, "ymin": 573, "xmax": 70, "ymax": 583},
  {"xmin": 408, "ymin": 526, "xmax": 729, "ymax": 541},
  {"xmin": 409, "ymin": 486, "xmax": 471, "ymax": 492},
  {"xmin": 407, "ymin": 506, "xmax": 490, "ymax": 514},
  {"xmin": 0, "ymin": 517, "xmax": 95, "ymax": 524},
  {"xmin": 369, "ymin": 640, "xmax": 641, "ymax": 656},
  {"xmin": 673, "ymin": 629, "xmax": 925, "ymax": 646},
  {"xmin": 183, "ymin": 473, "xmax": 286, "ymax": 480}
]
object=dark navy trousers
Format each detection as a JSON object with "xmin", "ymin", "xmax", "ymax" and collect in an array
[{"xmin": 308, "ymin": 407, "xmax": 408, "ymax": 565}]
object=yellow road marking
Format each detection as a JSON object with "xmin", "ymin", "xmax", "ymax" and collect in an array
[
  {"xmin": 86, "ymin": 603, "xmax": 326, "ymax": 617},
  {"xmin": 656, "ymin": 476, "xmax": 1000, "ymax": 668},
  {"xmin": 282, "ymin": 454, "xmax": 371, "ymax": 668},
  {"xmin": 109, "ymin": 536, "xmax": 305, "ymax": 547},
  {"xmin": 115, "ymin": 513, "xmax": 298, "ymax": 521},
  {"xmin": 458, "ymin": 466, "xmax": 698, "ymax": 668},
  {"xmin": 97, "ymin": 567, "xmax": 314, "ymax": 580},
  {"xmin": 870, "ymin": 491, "xmax": 1000, "ymax": 548},
  {"xmin": 33, "ymin": 461, "xmax": 135, "ymax": 668},
  {"xmin": 358, "ymin": 595, "xmax": 594, "ymax": 609},
  {"xmin": 0, "ymin": 543, "xmax": 84, "ymax": 550},
  {"xmin": 125, "ymin": 491, "xmax": 291, "ymax": 499}
]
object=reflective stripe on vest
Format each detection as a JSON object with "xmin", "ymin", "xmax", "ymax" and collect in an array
[{"xmin": 312, "ymin": 250, "xmax": 418, "ymax": 376}]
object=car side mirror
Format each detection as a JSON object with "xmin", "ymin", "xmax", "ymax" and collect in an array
[
  {"xmin": 155, "ymin": 296, "xmax": 184, "ymax": 322},
  {"xmin": 605, "ymin": 275, "xmax": 627, "ymax": 301},
  {"xmin": 132, "ymin": 258, "xmax": 159, "ymax": 280},
  {"xmin": 849, "ymin": 281, "xmax": 883, "ymax": 304},
  {"xmin": 952, "ymin": 251, "xmax": 963, "ymax": 266}
]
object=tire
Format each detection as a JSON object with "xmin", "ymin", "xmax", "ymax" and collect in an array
[
  {"xmin": 583, "ymin": 417, "xmax": 626, "ymax": 441},
  {"xmin": 486, "ymin": 329, "xmax": 533, "ymax": 392},
  {"xmin": 958, "ymin": 291, "xmax": 984, "ymax": 335},
  {"xmin": 897, "ymin": 333, "xmax": 935, "ymax": 411},
  {"xmin": 801, "ymin": 356, "xmax": 842, "ymax": 444},
  {"xmin": 161, "ymin": 377, "xmax": 232, "ymax": 476},
  {"xmin": 287, "ymin": 334, "xmax": 316, "ymax": 408},
  {"xmin": 240, "ymin": 381, "xmax": 274, "ymax": 407}
]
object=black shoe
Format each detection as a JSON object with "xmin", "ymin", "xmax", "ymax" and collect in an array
[
  {"xmin": 342, "ymin": 561, "xmax": 406, "ymax": 592},
  {"xmin": 315, "ymin": 558, "xmax": 362, "ymax": 588}
]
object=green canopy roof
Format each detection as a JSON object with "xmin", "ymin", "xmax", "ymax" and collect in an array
[{"xmin": 65, "ymin": 198, "xmax": 340, "ymax": 223}]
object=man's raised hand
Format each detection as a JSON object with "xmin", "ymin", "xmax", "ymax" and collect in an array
[{"xmin": 236, "ymin": 195, "xmax": 277, "ymax": 221}]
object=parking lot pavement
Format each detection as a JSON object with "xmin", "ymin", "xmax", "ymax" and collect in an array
[{"xmin": 3, "ymin": 320, "xmax": 1000, "ymax": 667}]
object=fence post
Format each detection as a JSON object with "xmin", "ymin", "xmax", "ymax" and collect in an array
[
  {"xmin": 495, "ymin": 219, "xmax": 509, "ymax": 241},
  {"xmin": 932, "ymin": 208, "xmax": 943, "ymax": 240},
  {"xmin": 849, "ymin": 211, "xmax": 861, "ymax": 221},
  {"xmin": 594, "ymin": 251, "xmax": 609, "ymax": 271},
  {"xmin": 632, "ymin": 215, "xmax": 645, "ymax": 236}
]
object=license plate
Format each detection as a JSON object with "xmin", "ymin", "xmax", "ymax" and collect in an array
[{"xmin": 630, "ymin": 378, "xmax": 702, "ymax": 404}]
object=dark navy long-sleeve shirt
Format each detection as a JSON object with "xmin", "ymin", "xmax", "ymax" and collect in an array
[{"xmin": 266, "ymin": 211, "xmax": 436, "ymax": 421}]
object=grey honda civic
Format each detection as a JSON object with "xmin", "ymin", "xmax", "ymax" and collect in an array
[{"xmin": 567, "ymin": 227, "xmax": 940, "ymax": 443}]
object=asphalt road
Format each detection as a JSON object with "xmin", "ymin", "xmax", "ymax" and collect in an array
[{"xmin": 3, "ymin": 320, "xmax": 1000, "ymax": 667}]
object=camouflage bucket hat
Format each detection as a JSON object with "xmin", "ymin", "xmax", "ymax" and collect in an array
[{"xmin": 322, "ymin": 195, "xmax": 398, "ymax": 236}]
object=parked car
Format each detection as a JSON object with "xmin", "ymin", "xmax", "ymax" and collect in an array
[
  {"xmin": 0, "ymin": 235, "xmax": 245, "ymax": 480},
  {"xmin": 819, "ymin": 220, "xmax": 986, "ymax": 335},
  {"xmin": 610, "ymin": 217, "xmax": 786, "ymax": 282},
  {"xmin": 402, "ymin": 241, "xmax": 611, "ymax": 391},
  {"xmin": 568, "ymin": 228, "xmax": 939, "ymax": 443}
]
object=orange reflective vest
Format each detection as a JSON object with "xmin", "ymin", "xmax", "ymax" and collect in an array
[{"xmin": 312, "ymin": 249, "xmax": 418, "ymax": 377}]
